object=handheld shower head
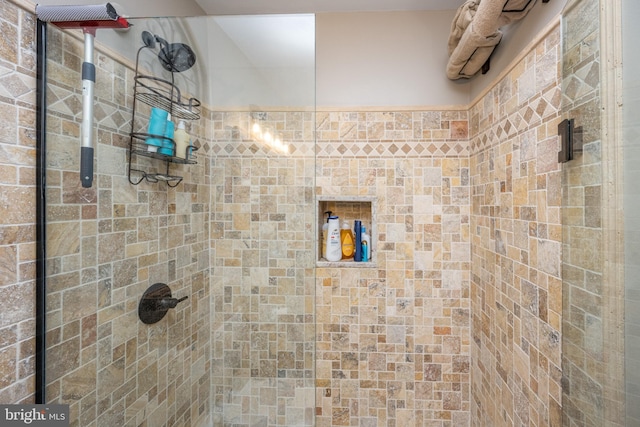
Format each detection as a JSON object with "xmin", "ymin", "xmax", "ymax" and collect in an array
[{"xmin": 141, "ymin": 31, "xmax": 156, "ymax": 49}]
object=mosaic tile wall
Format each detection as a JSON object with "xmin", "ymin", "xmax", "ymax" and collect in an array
[
  {"xmin": 2, "ymin": 3, "xmax": 618, "ymax": 427},
  {"xmin": 206, "ymin": 111, "xmax": 317, "ymax": 426},
  {"xmin": 43, "ymin": 24, "xmax": 212, "ymax": 427},
  {"xmin": 560, "ymin": 0, "xmax": 625, "ymax": 425},
  {"xmin": 0, "ymin": 0, "xmax": 38, "ymax": 405},
  {"xmin": 468, "ymin": 24, "xmax": 564, "ymax": 427},
  {"xmin": 314, "ymin": 111, "xmax": 472, "ymax": 427}
]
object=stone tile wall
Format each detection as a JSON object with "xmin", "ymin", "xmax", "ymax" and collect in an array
[
  {"xmin": 203, "ymin": 110, "xmax": 472, "ymax": 427},
  {"xmin": 314, "ymin": 111, "xmax": 472, "ymax": 427},
  {"xmin": 560, "ymin": 0, "xmax": 625, "ymax": 425},
  {"xmin": 206, "ymin": 111, "xmax": 317, "ymax": 426},
  {"xmin": 468, "ymin": 24, "xmax": 563, "ymax": 427},
  {"xmin": 0, "ymin": 0, "xmax": 38, "ymax": 405},
  {"xmin": 0, "ymin": 3, "xmax": 601, "ymax": 427},
  {"xmin": 43, "ymin": 23, "xmax": 211, "ymax": 427}
]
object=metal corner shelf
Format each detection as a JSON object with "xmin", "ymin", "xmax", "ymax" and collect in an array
[
  {"xmin": 130, "ymin": 133, "xmax": 198, "ymax": 165},
  {"xmin": 133, "ymin": 75, "xmax": 201, "ymax": 121},
  {"xmin": 127, "ymin": 34, "xmax": 200, "ymax": 187}
]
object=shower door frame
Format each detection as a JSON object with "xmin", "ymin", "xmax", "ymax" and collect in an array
[
  {"xmin": 599, "ymin": 0, "xmax": 625, "ymax": 423},
  {"xmin": 560, "ymin": 0, "xmax": 626, "ymax": 425},
  {"xmin": 35, "ymin": 18, "xmax": 48, "ymax": 405},
  {"xmin": 34, "ymin": 13, "xmax": 318, "ymax": 426}
]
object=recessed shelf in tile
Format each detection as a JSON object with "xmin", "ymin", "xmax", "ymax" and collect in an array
[{"xmin": 317, "ymin": 196, "xmax": 376, "ymax": 267}]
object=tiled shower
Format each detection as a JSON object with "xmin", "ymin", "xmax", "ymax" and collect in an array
[
  {"xmin": 38, "ymin": 14, "xmax": 556, "ymax": 424},
  {"xmin": 0, "ymin": 0, "xmax": 636, "ymax": 426}
]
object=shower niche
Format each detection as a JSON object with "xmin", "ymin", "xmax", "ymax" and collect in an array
[
  {"xmin": 127, "ymin": 31, "xmax": 201, "ymax": 187},
  {"xmin": 317, "ymin": 196, "xmax": 376, "ymax": 267}
]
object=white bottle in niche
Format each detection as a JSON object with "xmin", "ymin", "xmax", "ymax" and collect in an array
[
  {"xmin": 321, "ymin": 211, "xmax": 332, "ymax": 259},
  {"xmin": 325, "ymin": 216, "xmax": 342, "ymax": 262}
]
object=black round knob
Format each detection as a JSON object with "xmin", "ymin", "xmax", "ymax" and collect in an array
[{"xmin": 138, "ymin": 283, "xmax": 188, "ymax": 324}]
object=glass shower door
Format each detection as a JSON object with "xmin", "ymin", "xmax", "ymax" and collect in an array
[
  {"xmin": 41, "ymin": 15, "xmax": 215, "ymax": 426},
  {"xmin": 206, "ymin": 14, "xmax": 317, "ymax": 426},
  {"xmin": 560, "ymin": 0, "xmax": 626, "ymax": 425},
  {"xmin": 39, "ymin": 13, "xmax": 316, "ymax": 427},
  {"xmin": 623, "ymin": 0, "xmax": 640, "ymax": 423}
]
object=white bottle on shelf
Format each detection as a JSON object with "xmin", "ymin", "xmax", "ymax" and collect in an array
[
  {"xmin": 321, "ymin": 211, "xmax": 332, "ymax": 260},
  {"xmin": 174, "ymin": 120, "xmax": 190, "ymax": 159},
  {"xmin": 325, "ymin": 216, "xmax": 342, "ymax": 262}
]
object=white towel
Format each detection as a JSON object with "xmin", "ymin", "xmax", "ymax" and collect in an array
[{"xmin": 446, "ymin": 0, "xmax": 539, "ymax": 80}]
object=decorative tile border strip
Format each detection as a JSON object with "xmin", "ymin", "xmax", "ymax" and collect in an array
[{"xmin": 205, "ymin": 110, "xmax": 470, "ymax": 158}]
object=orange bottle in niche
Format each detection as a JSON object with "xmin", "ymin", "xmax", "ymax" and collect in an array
[{"xmin": 340, "ymin": 222, "xmax": 355, "ymax": 259}]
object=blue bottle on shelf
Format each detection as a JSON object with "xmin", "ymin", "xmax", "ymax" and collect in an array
[
  {"xmin": 354, "ymin": 220, "xmax": 362, "ymax": 262},
  {"xmin": 159, "ymin": 113, "xmax": 175, "ymax": 156},
  {"xmin": 146, "ymin": 107, "xmax": 168, "ymax": 152},
  {"xmin": 361, "ymin": 226, "xmax": 369, "ymax": 262}
]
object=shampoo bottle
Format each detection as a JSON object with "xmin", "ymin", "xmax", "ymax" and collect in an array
[
  {"xmin": 325, "ymin": 216, "xmax": 342, "ymax": 262},
  {"xmin": 146, "ymin": 107, "xmax": 168, "ymax": 152},
  {"xmin": 361, "ymin": 226, "xmax": 370, "ymax": 262},
  {"xmin": 186, "ymin": 145, "xmax": 196, "ymax": 160},
  {"xmin": 174, "ymin": 120, "xmax": 190, "ymax": 159},
  {"xmin": 159, "ymin": 114, "xmax": 175, "ymax": 156},
  {"xmin": 353, "ymin": 220, "xmax": 362, "ymax": 262},
  {"xmin": 321, "ymin": 211, "xmax": 332, "ymax": 259},
  {"xmin": 340, "ymin": 221, "xmax": 355, "ymax": 260}
]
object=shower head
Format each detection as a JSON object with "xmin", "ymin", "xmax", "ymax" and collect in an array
[
  {"xmin": 141, "ymin": 30, "xmax": 156, "ymax": 49},
  {"xmin": 140, "ymin": 32, "xmax": 196, "ymax": 73},
  {"xmin": 155, "ymin": 36, "xmax": 196, "ymax": 73}
]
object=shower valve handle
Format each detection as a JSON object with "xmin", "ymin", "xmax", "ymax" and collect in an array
[
  {"xmin": 160, "ymin": 295, "xmax": 188, "ymax": 309},
  {"xmin": 138, "ymin": 283, "xmax": 189, "ymax": 324}
]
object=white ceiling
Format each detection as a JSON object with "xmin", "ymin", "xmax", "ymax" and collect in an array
[
  {"xmin": 32, "ymin": 0, "xmax": 468, "ymax": 107},
  {"xmin": 33, "ymin": 0, "xmax": 466, "ymax": 17},
  {"xmin": 194, "ymin": 0, "xmax": 467, "ymax": 15},
  {"xmin": 32, "ymin": 0, "xmax": 206, "ymax": 17}
]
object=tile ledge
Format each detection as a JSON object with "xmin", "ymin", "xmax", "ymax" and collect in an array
[{"xmin": 317, "ymin": 260, "xmax": 377, "ymax": 268}]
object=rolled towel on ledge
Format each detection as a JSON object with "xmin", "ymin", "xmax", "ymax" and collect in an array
[{"xmin": 446, "ymin": 0, "xmax": 540, "ymax": 80}]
